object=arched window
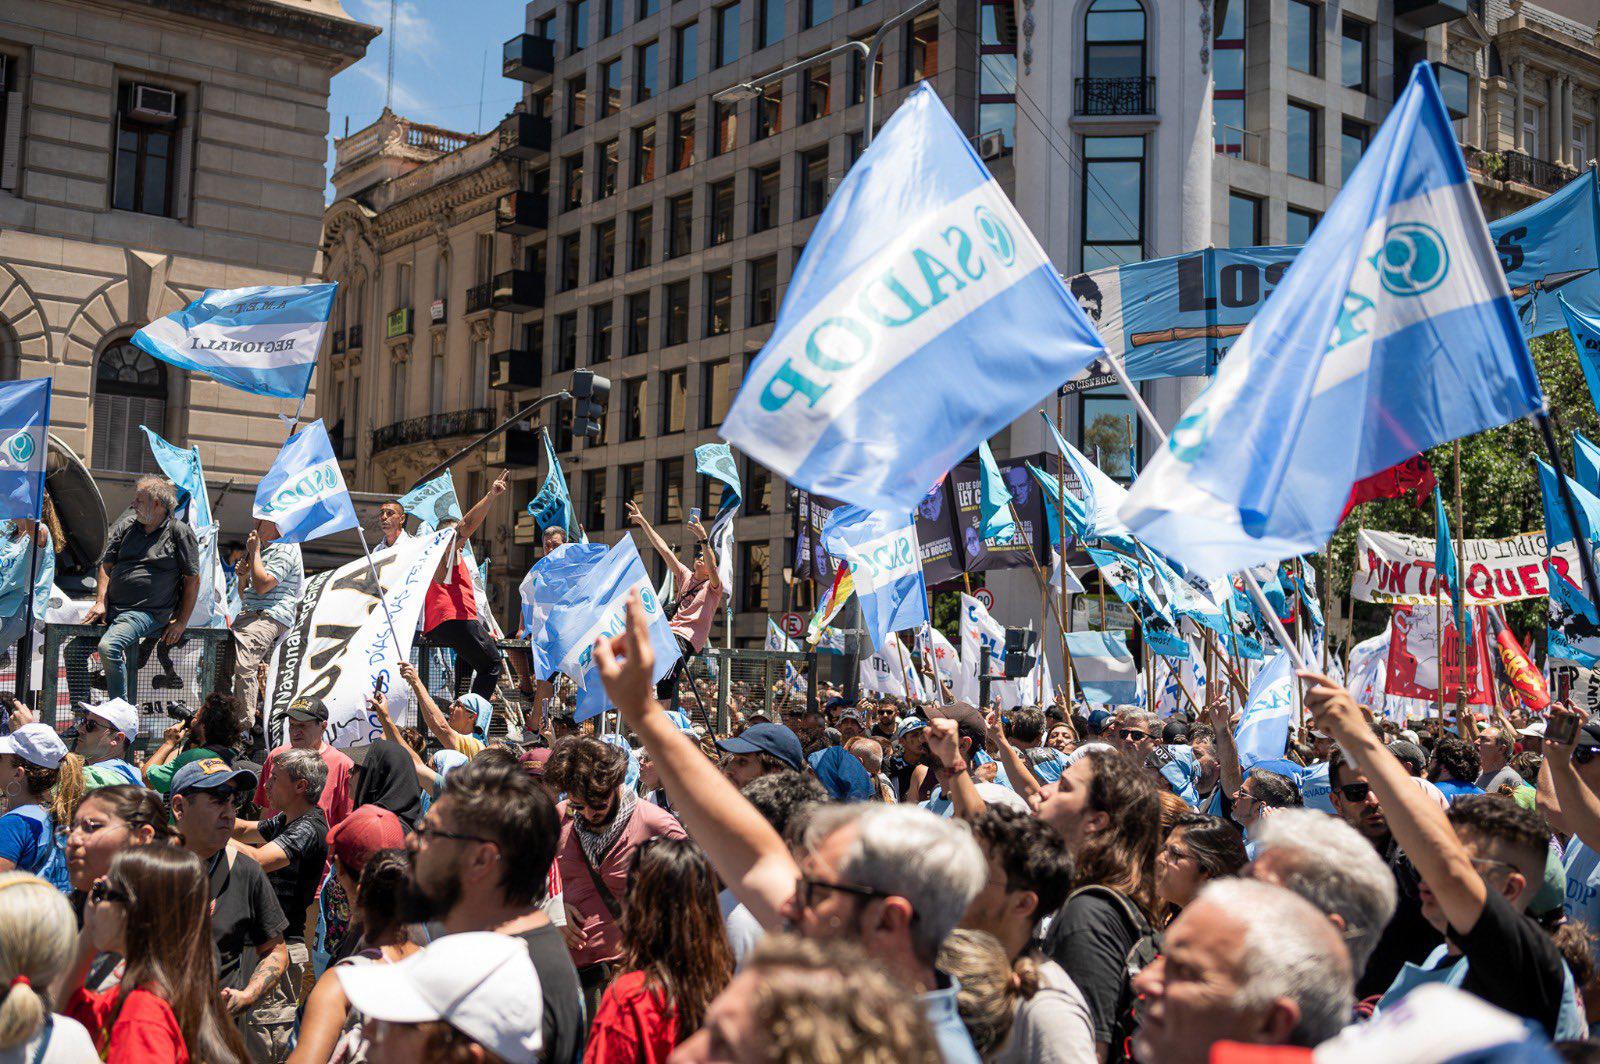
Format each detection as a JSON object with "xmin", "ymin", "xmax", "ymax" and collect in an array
[
  {"xmin": 92, "ymin": 339, "xmax": 166, "ymax": 473},
  {"xmin": 0, "ymin": 319, "xmax": 18, "ymax": 381},
  {"xmin": 1084, "ymin": 0, "xmax": 1146, "ymax": 82}
]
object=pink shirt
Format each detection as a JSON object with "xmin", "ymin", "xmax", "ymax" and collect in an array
[
  {"xmin": 666, "ymin": 559, "xmax": 723, "ymax": 652},
  {"xmin": 254, "ymin": 742, "xmax": 355, "ymax": 828}
]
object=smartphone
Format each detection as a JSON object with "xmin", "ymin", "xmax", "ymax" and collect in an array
[
  {"xmin": 688, "ymin": 507, "xmax": 702, "ymax": 523},
  {"xmin": 1548, "ymin": 713, "xmax": 1581, "ymax": 746}
]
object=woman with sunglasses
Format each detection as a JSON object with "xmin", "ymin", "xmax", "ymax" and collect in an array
[
  {"xmin": 585, "ymin": 837, "xmax": 733, "ymax": 1064},
  {"xmin": 65, "ymin": 845, "xmax": 247, "ymax": 1063},
  {"xmin": 1154, "ymin": 813, "xmax": 1248, "ymax": 923}
]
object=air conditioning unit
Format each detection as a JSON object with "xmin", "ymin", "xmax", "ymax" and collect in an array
[
  {"xmin": 128, "ymin": 84, "xmax": 178, "ymax": 123},
  {"xmin": 978, "ymin": 131, "xmax": 1006, "ymax": 161}
]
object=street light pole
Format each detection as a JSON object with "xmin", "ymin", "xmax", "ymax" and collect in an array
[{"xmin": 862, "ymin": 0, "xmax": 939, "ymax": 147}]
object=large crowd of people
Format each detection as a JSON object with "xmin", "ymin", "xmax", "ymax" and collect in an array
[{"xmin": 0, "ymin": 476, "xmax": 1595, "ymax": 1063}]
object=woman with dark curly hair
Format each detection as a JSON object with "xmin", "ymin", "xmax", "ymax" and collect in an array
[
  {"xmin": 584, "ymin": 837, "xmax": 733, "ymax": 1063},
  {"xmin": 1155, "ymin": 813, "xmax": 1249, "ymax": 921},
  {"xmin": 142, "ymin": 691, "xmax": 246, "ymax": 795}
]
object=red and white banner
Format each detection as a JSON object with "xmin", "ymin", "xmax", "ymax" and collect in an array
[
  {"xmin": 1385, "ymin": 604, "xmax": 1494, "ymax": 707},
  {"xmin": 1353, "ymin": 529, "xmax": 1549, "ymax": 606}
]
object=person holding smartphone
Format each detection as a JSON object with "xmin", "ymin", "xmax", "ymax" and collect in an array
[{"xmin": 624, "ymin": 501, "xmax": 724, "ymax": 706}]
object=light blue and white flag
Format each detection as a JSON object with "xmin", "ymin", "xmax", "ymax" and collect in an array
[
  {"xmin": 695, "ymin": 442, "xmax": 743, "ymax": 513},
  {"xmin": 140, "ymin": 426, "xmax": 212, "ymax": 529},
  {"xmin": 398, "ymin": 472, "xmax": 463, "ymax": 532},
  {"xmin": 132, "ymin": 283, "xmax": 335, "ymax": 400},
  {"xmin": 530, "ymin": 537, "xmax": 681, "ymax": 721},
  {"xmin": 1062, "ymin": 630, "xmax": 1139, "ymax": 706},
  {"xmin": 528, "ymin": 428, "xmax": 577, "ymax": 537},
  {"xmin": 1538, "ymin": 458, "xmax": 1600, "ymax": 666},
  {"xmin": 1561, "ymin": 294, "xmax": 1600, "ymax": 423},
  {"xmin": 521, "ymin": 542, "xmax": 609, "ymax": 658},
  {"xmin": 822, "ymin": 506, "xmax": 928, "ymax": 654},
  {"xmin": 0, "ymin": 522, "xmax": 54, "ymax": 622},
  {"xmin": 1036, "ymin": 411, "xmax": 1132, "ymax": 541},
  {"xmin": 253, "ymin": 419, "xmax": 358, "ymax": 544},
  {"xmin": 977, "ymin": 440, "xmax": 1017, "ymax": 543},
  {"xmin": 1122, "ymin": 65, "xmax": 1544, "ymax": 584},
  {"xmin": 0, "ymin": 379, "xmax": 50, "ymax": 522},
  {"xmin": 720, "ymin": 84, "xmax": 1105, "ymax": 513},
  {"xmin": 1235, "ymin": 650, "xmax": 1296, "ymax": 769},
  {"xmin": 1576, "ymin": 431, "xmax": 1600, "ymax": 497},
  {"xmin": 1083, "ymin": 542, "xmax": 1188, "ymax": 657},
  {"xmin": 1433, "ymin": 487, "xmax": 1471, "ymax": 646}
]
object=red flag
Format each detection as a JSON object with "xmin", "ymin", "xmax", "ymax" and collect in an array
[
  {"xmin": 1486, "ymin": 607, "xmax": 1550, "ymax": 712},
  {"xmin": 1340, "ymin": 455, "xmax": 1438, "ymax": 523}
]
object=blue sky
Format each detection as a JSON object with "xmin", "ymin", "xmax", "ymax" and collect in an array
[{"xmin": 326, "ymin": 0, "xmax": 531, "ymax": 197}]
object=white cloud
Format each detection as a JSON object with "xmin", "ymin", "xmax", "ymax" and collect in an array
[{"xmin": 348, "ymin": 0, "xmax": 438, "ymax": 69}]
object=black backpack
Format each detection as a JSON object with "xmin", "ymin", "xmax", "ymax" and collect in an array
[{"xmin": 1066, "ymin": 885, "xmax": 1162, "ymax": 1063}]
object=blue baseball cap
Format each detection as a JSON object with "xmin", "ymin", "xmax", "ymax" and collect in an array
[
  {"xmin": 1087, "ymin": 709, "xmax": 1113, "ymax": 735},
  {"xmin": 716, "ymin": 722, "xmax": 805, "ymax": 773},
  {"xmin": 170, "ymin": 757, "xmax": 257, "ymax": 797}
]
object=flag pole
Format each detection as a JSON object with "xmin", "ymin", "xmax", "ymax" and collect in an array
[
  {"xmin": 356, "ymin": 526, "xmax": 406, "ymax": 661},
  {"xmin": 13, "ymin": 529, "xmax": 40, "ymax": 703},
  {"xmin": 1453, "ymin": 440, "xmax": 1471, "ymax": 731}
]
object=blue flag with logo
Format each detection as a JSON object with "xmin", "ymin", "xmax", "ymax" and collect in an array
[
  {"xmin": 399, "ymin": 472, "xmax": 463, "ymax": 532},
  {"xmin": 694, "ymin": 442, "xmax": 743, "ymax": 514},
  {"xmin": 528, "ymin": 428, "xmax": 576, "ymax": 537},
  {"xmin": 1036, "ymin": 411, "xmax": 1133, "ymax": 541},
  {"xmin": 132, "ymin": 283, "xmax": 335, "ymax": 400},
  {"xmin": 1236, "ymin": 650, "xmax": 1296, "ymax": 769},
  {"xmin": 1122, "ymin": 65, "xmax": 1544, "ymax": 584},
  {"xmin": 529, "ymin": 537, "xmax": 681, "ymax": 721},
  {"xmin": 1490, "ymin": 167, "xmax": 1600, "ymax": 338},
  {"xmin": 719, "ymin": 84, "xmax": 1105, "ymax": 513},
  {"xmin": 821, "ymin": 505, "xmax": 928, "ymax": 654},
  {"xmin": 976, "ymin": 440, "xmax": 1017, "ymax": 543},
  {"xmin": 140, "ymin": 426, "xmax": 211, "ymax": 529},
  {"xmin": 1576, "ymin": 432, "xmax": 1600, "ymax": 497},
  {"xmin": 0, "ymin": 380, "xmax": 50, "ymax": 522},
  {"xmin": 1561, "ymin": 295, "xmax": 1600, "ymax": 423},
  {"xmin": 1537, "ymin": 458, "xmax": 1600, "ymax": 666},
  {"xmin": 253, "ymin": 419, "xmax": 358, "ymax": 544}
]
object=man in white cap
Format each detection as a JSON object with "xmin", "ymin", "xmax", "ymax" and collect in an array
[
  {"xmin": 72, "ymin": 698, "xmax": 142, "ymax": 788},
  {"xmin": 337, "ymin": 931, "xmax": 543, "ymax": 1063}
]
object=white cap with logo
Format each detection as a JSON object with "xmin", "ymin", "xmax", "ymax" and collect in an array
[
  {"xmin": 335, "ymin": 932, "xmax": 542, "ymax": 1063},
  {"xmin": 0, "ymin": 724, "xmax": 67, "ymax": 769}
]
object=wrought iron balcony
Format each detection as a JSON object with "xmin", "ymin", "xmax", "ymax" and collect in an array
[
  {"xmin": 503, "ymin": 34, "xmax": 556, "ymax": 85},
  {"xmin": 1498, "ymin": 150, "xmax": 1578, "ymax": 192},
  {"xmin": 491, "ymin": 348, "xmax": 542, "ymax": 391},
  {"xmin": 466, "ymin": 281, "xmax": 494, "ymax": 314},
  {"xmin": 491, "ymin": 269, "xmax": 543, "ymax": 313},
  {"xmin": 1075, "ymin": 76, "xmax": 1155, "ymax": 117},
  {"xmin": 330, "ymin": 329, "xmax": 346, "ymax": 354},
  {"xmin": 497, "ymin": 113, "xmax": 552, "ymax": 161},
  {"xmin": 347, "ymin": 323, "xmax": 364, "ymax": 350},
  {"xmin": 496, "ymin": 190, "xmax": 549, "ymax": 235},
  {"xmin": 372, "ymin": 407, "xmax": 496, "ymax": 456}
]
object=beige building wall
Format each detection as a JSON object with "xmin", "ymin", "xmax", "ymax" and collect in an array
[{"xmin": 0, "ymin": 0, "xmax": 376, "ymax": 494}]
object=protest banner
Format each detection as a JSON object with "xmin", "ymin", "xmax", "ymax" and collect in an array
[
  {"xmin": 1385, "ymin": 604, "xmax": 1493, "ymax": 708},
  {"xmin": 1352, "ymin": 529, "xmax": 1549, "ymax": 606}
]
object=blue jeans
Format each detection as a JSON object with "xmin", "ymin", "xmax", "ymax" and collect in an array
[{"xmin": 65, "ymin": 609, "xmax": 162, "ymax": 703}]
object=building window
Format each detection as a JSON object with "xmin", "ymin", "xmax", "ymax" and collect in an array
[
  {"xmin": 758, "ymin": 0, "xmax": 784, "ymax": 48},
  {"xmin": 755, "ymin": 83, "xmax": 783, "ymax": 140},
  {"xmin": 1083, "ymin": 0, "xmax": 1145, "ymax": 82},
  {"xmin": 599, "ymin": 57, "xmax": 623, "ymax": 117},
  {"xmin": 1341, "ymin": 18, "xmax": 1368, "ymax": 93},
  {"xmin": 632, "ymin": 124, "xmax": 656, "ymax": 185},
  {"xmin": 978, "ymin": 0, "xmax": 1016, "ymax": 148},
  {"xmin": 566, "ymin": 73, "xmax": 587, "ymax": 131},
  {"xmin": 848, "ymin": 36, "xmax": 884, "ymax": 105},
  {"xmin": 559, "ymin": 232, "xmax": 581, "ymax": 290},
  {"xmin": 804, "ymin": 0, "xmax": 831, "ymax": 28},
  {"xmin": 1080, "ymin": 135, "xmax": 1144, "ymax": 271},
  {"xmin": 1574, "ymin": 119, "xmax": 1593, "ymax": 168},
  {"xmin": 671, "ymin": 106, "xmax": 696, "ymax": 170},
  {"xmin": 603, "ymin": 0, "xmax": 624, "ymax": 37},
  {"xmin": 709, "ymin": 178, "xmax": 735, "ymax": 246},
  {"xmin": 636, "ymin": 40, "xmax": 659, "ymax": 102},
  {"xmin": 667, "ymin": 193, "xmax": 693, "ymax": 258},
  {"xmin": 715, "ymin": 2, "xmax": 740, "ymax": 68},
  {"xmin": 752, "ymin": 162, "xmax": 780, "ymax": 232},
  {"xmin": 630, "ymin": 207, "xmax": 654, "ymax": 268},
  {"xmin": 1287, "ymin": 101, "xmax": 1318, "ymax": 181},
  {"xmin": 562, "ymin": 152, "xmax": 584, "ymax": 210},
  {"xmin": 658, "ymin": 456, "xmax": 685, "ymax": 522},
  {"xmin": 1213, "ymin": 0, "xmax": 1245, "ymax": 153},
  {"xmin": 536, "ymin": 11, "xmax": 558, "ymax": 41},
  {"xmin": 745, "ymin": 460, "xmax": 772, "ymax": 514},
  {"xmin": 639, "ymin": 0, "xmax": 658, "ymax": 16},
  {"xmin": 904, "ymin": 13, "xmax": 938, "ymax": 83},
  {"xmin": 627, "ymin": 292, "xmax": 651, "ymax": 353},
  {"xmin": 740, "ymin": 541, "xmax": 769, "ymax": 610},
  {"xmin": 555, "ymin": 311, "xmax": 578, "ymax": 372},
  {"xmin": 1078, "ymin": 385, "xmax": 1138, "ymax": 481},
  {"xmin": 749, "ymin": 256, "xmax": 778, "ymax": 326},
  {"xmin": 660, "ymin": 370, "xmax": 688, "ymax": 435},
  {"xmin": 569, "ymin": 0, "xmax": 590, "ymax": 52},
  {"xmin": 593, "ymin": 219, "xmax": 616, "ymax": 281},
  {"xmin": 113, "ymin": 84, "xmax": 181, "ymax": 217},
  {"xmin": 798, "ymin": 147, "xmax": 828, "ymax": 218},
  {"xmin": 665, "ymin": 281, "xmax": 690, "ymax": 345},
  {"xmin": 1227, "ymin": 191, "xmax": 1261, "ymax": 247},
  {"xmin": 597, "ymin": 137, "xmax": 618, "ymax": 198},
  {"xmin": 92, "ymin": 339, "xmax": 167, "ymax": 472},
  {"xmin": 803, "ymin": 64, "xmax": 831, "ymax": 123},
  {"xmin": 1340, "ymin": 118, "xmax": 1368, "ymax": 182},
  {"xmin": 714, "ymin": 100, "xmax": 739, "ymax": 155},
  {"xmin": 590, "ymin": 301, "xmax": 613, "ymax": 363},
  {"xmin": 1285, "ymin": 206, "xmax": 1318, "ymax": 244},
  {"xmin": 702, "ymin": 359, "xmax": 731, "ymax": 425},
  {"xmin": 1523, "ymin": 104, "xmax": 1545, "ymax": 157},
  {"xmin": 622, "ymin": 377, "xmax": 647, "ymax": 440},
  {"xmin": 674, "ymin": 21, "xmax": 699, "ymax": 85},
  {"xmin": 583, "ymin": 469, "xmax": 607, "ymax": 531},
  {"xmin": 620, "ymin": 463, "xmax": 645, "ymax": 514},
  {"xmin": 1287, "ymin": 1, "xmax": 1318, "ymax": 75},
  {"xmin": 706, "ymin": 269, "xmax": 733, "ymax": 336}
]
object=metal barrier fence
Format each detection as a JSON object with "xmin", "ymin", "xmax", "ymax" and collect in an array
[{"xmin": 703, "ymin": 647, "xmax": 815, "ymax": 734}]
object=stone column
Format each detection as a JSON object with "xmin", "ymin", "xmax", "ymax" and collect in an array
[{"xmin": 1514, "ymin": 60, "xmax": 1527, "ymax": 151}]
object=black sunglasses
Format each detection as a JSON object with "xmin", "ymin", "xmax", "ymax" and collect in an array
[
  {"xmin": 1577, "ymin": 746, "xmax": 1600, "ymax": 766},
  {"xmin": 1119, "ymin": 729, "xmax": 1152, "ymax": 742},
  {"xmin": 89, "ymin": 879, "xmax": 133, "ymax": 906},
  {"xmin": 1338, "ymin": 782, "xmax": 1371, "ymax": 803}
]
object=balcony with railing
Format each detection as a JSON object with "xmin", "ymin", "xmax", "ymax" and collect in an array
[
  {"xmin": 1467, "ymin": 147, "xmax": 1578, "ymax": 194},
  {"xmin": 347, "ymin": 323, "xmax": 364, "ymax": 350},
  {"xmin": 466, "ymin": 281, "xmax": 494, "ymax": 314},
  {"xmin": 406, "ymin": 123, "xmax": 473, "ymax": 155},
  {"xmin": 331, "ymin": 329, "xmax": 346, "ymax": 355},
  {"xmin": 497, "ymin": 113, "xmax": 552, "ymax": 161},
  {"xmin": 372, "ymin": 407, "xmax": 496, "ymax": 456},
  {"xmin": 496, "ymin": 190, "xmax": 549, "ymax": 235},
  {"xmin": 1075, "ymin": 77, "xmax": 1156, "ymax": 117},
  {"xmin": 503, "ymin": 34, "xmax": 556, "ymax": 85}
]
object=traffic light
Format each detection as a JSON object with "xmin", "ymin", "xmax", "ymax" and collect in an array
[
  {"xmin": 1002, "ymin": 627, "xmax": 1039, "ymax": 679},
  {"xmin": 570, "ymin": 369, "xmax": 611, "ymax": 438}
]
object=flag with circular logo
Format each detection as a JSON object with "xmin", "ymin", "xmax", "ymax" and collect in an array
[{"xmin": 0, "ymin": 379, "xmax": 50, "ymax": 521}]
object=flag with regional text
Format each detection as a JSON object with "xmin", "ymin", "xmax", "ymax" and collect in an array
[
  {"xmin": 720, "ymin": 83, "xmax": 1105, "ymax": 513},
  {"xmin": 132, "ymin": 284, "xmax": 334, "ymax": 400},
  {"xmin": 1235, "ymin": 650, "xmax": 1296, "ymax": 768},
  {"xmin": 253, "ymin": 420, "xmax": 358, "ymax": 544},
  {"xmin": 1121, "ymin": 65, "xmax": 1544, "ymax": 584},
  {"xmin": 822, "ymin": 506, "xmax": 928, "ymax": 654},
  {"xmin": 0, "ymin": 379, "xmax": 50, "ymax": 522}
]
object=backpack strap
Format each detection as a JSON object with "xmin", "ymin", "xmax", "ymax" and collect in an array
[{"xmin": 1066, "ymin": 884, "xmax": 1151, "ymax": 938}]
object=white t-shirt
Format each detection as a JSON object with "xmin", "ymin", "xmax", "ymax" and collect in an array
[
  {"xmin": 0, "ymin": 1013, "xmax": 98, "ymax": 1063},
  {"xmin": 719, "ymin": 887, "xmax": 764, "ymax": 969}
]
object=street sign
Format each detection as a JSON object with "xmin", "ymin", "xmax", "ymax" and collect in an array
[
  {"xmin": 975, "ymin": 587, "xmax": 994, "ymax": 610},
  {"xmin": 781, "ymin": 612, "xmax": 805, "ymax": 639}
]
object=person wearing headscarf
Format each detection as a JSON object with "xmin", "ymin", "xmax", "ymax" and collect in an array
[{"xmin": 352, "ymin": 740, "xmax": 424, "ymax": 832}]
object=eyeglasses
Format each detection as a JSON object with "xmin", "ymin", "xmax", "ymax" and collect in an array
[
  {"xmin": 1338, "ymin": 782, "xmax": 1372, "ymax": 803},
  {"xmin": 1577, "ymin": 746, "xmax": 1600, "ymax": 766},
  {"xmin": 413, "ymin": 823, "xmax": 493, "ymax": 846},
  {"xmin": 88, "ymin": 879, "xmax": 133, "ymax": 906},
  {"xmin": 794, "ymin": 875, "xmax": 899, "ymax": 912},
  {"xmin": 1118, "ymin": 729, "xmax": 1152, "ymax": 742}
]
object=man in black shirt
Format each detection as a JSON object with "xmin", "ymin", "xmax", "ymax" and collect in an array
[{"xmin": 403, "ymin": 747, "xmax": 585, "ymax": 1064}]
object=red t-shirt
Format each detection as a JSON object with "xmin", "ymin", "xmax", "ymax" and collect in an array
[
  {"xmin": 425, "ymin": 554, "xmax": 477, "ymax": 630},
  {"xmin": 67, "ymin": 985, "xmax": 188, "ymax": 1064},
  {"xmin": 583, "ymin": 970, "xmax": 682, "ymax": 1064}
]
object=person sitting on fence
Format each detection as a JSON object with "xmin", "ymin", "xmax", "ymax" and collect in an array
[
  {"xmin": 66, "ymin": 477, "xmax": 199, "ymax": 704},
  {"xmin": 0, "ymin": 495, "xmax": 58, "ymax": 669},
  {"xmin": 624, "ymin": 501, "xmax": 723, "ymax": 709},
  {"xmin": 231, "ymin": 518, "xmax": 303, "ymax": 731},
  {"xmin": 72, "ymin": 698, "xmax": 143, "ymax": 789},
  {"xmin": 417, "ymin": 472, "xmax": 510, "ymax": 703}
]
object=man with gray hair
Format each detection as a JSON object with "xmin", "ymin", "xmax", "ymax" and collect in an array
[
  {"xmin": 1132, "ymin": 879, "xmax": 1354, "ymax": 1064},
  {"xmin": 1248, "ymin": 808, "xmax": 1399, "ymax": 982},
  {"xmin": 592, "ymin": 593, "xmax": 987, "ymax": 1064},
  {"xmin": 68, "ymin": 475, "xmax": 199, "ymax": 703}
]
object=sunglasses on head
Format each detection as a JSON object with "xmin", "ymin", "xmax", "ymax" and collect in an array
[{"xmin": 1338, "ymin": 782, "xmax": 1371, "ymax": 803}]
